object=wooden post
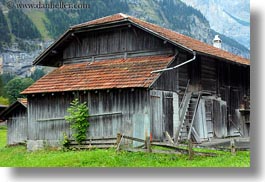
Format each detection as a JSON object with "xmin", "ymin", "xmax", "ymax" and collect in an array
[
  {"xmin": 116, "ymin": 133, "xmax": 122, "ymax": 151},
  {"xmin": 146, "ymin": 136, "xmax": 152, "ymax": 153},
  {"xmin": 230, "ymin": 139, "xmax": 236, "ymax": 156},
  {"xmin": 188, "ymin": 139, "xmax": 194, "ymax": 160}
]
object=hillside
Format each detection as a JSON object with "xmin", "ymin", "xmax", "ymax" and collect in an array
[
  {"xmin": 0, "ymin": 0, "xmax": 249, "ymax": 58},
  {"xmin": 181, "ymin": 0, "xmax": 250, "ymax": 49}
]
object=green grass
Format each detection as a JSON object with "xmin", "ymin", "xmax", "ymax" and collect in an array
[
  {"xmin": 25, "ymin": 10, "xmax": 51, "ymax": 40},
  {"xmin": 0, "ymin": 125, "xmax": 7, "ymax": 148},
  {"xmin": 0, "ymin": 128, "xmax": 250, "ymax": 167}
]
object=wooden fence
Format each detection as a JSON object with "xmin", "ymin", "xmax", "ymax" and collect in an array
[{"xmin": 67, "ymin": 133, "xmax": 229, "ymax": 157}]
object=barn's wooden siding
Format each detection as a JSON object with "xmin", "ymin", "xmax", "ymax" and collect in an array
[
  {"xmin": 63, "ymin": 26, "xmax": 174, "ymax": 64},
  {"xmin": 151, "ymin": 53, "xmax": 181, "ymax": 92},
  {"xmin": 199, "ymin": 57, "xmax": 250, "ymax": 111},
  {"xmin": 7, "ymin": 106, "xmax": 27, "ymax": 145},
  {"xmin": 200, "ymin": 57, "xmax": 216, "ymax": 93},
  {"xmin": 151, "ymin": 52, "xmax": 189, "ymax": 111},
  {"xmin": 163, "ymin": 54, "xmax": 250, "ymax": 139},
  {"xmin": 190, "ymin": 56, "xmax": 250, "ymax": 137},
  {"xmin": 192, "ymin": 97, "xmax": 227, "ymax": 140},
  {"xmin": 150, "ymin": 90, "xmax": 179, "ymax": 140},
  {"xmin": 27, "ymin": 92, "xmax": 74, "ymax": 141},
  {"xmin": 27, "ymin": 88, "xmax": 150, "ymax": 142},
  {"xmin": 177, "ymin": 53, "xmax": 189, "ymax": 92},
  {"xmin": 85, "ymin": 88, "xmax": 150, "ymax": 139}
]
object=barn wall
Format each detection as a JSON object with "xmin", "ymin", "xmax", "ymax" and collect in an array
[
  {"xmin": 200, "ymin": 58, "xmax": 250, "ymax": 110},
  {"xmin": 191, "ymin": 56, "xmax": 250, "ymax": 104},
  {"xmin": 85, "ymin": 88, "xmax": 150, "ymax": 139},
  {"xmin": 151, "ymin": 52, "xmax": 189, "ymax": 113},
  {"xmin": 199, "ymin": 56, "xmax": 249, "ymax": 136},
  {"xmin": 151, "ymin": 53, "xmax": 181, "ymax": 92},
  {"xmin": 7, "ymin": 107, "xmax": 27, "ymax": 145},
  {"xmin": 150, "ymin": 90, "xmax": 179, "ymax": 141},
  {"xmin": 216, "ymin": 60, "xmax": 249, "ymax": 136},
  {"xmin": 170, "ymin": 54, "xmax": 250, "ymax": 139},
  {"xmin": 27, "ymin": 92, "xmax": 74, "ymax": 142},
  {"xmin": 192, "ymin": 97, "xmax": 228, "ymax": 140},
  {"xmin": 63, "ymin": 26, "xmax": 173, "ymax": 64},
  {"xmin": 200, "ymin": 57, "xmax": 216, "ymax": 94},
  {"xmin": 27, "ymin": 88, "xmax": 150, "ymax": 148}
]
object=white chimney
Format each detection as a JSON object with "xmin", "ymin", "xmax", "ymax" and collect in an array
[{"xmin": 213, "ymin": 35, "xmax": 222, "ymax": 49}]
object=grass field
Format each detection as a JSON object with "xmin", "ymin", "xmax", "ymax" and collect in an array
[{"xmin": 0, "ymin": 126, "xmax": 250, "ymax": 167}]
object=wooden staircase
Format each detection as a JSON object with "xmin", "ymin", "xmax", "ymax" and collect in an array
[
  {"xmin": 177, "ymin": 92, "xmax": 202, "ymax": 143},
  {"xmin": 179, "ymin": 96, "xmax": 197, "ymax": 141}
]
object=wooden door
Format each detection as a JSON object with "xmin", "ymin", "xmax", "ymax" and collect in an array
[
  {"xmin": 150, "ymin": 90, "xmax": 174, "ymax": 141},
  {"xmin": 163, "ymin": 92, "xmax": 173, "ymax": 137},
  {"xmin": 150, "ymin": 90, "xmax": 163, "ymax": 140}
]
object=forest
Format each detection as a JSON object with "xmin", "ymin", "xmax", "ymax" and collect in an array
[{"xmin": 0, "ymin": 69, "xmax": 45, "ymax": 105}]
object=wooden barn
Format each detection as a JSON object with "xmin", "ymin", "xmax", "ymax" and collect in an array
[
  {"xmin": 0, "ymin": 98, "xmax": 28, "ymax": 145},
  {"xmin": 21, "ymin": 13, "xmax": 250, "ymax": 149}
]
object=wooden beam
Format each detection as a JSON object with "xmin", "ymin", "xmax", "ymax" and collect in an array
[
  {"xmin": 165, "ymin": 131, "xmax": 174, "ymax": 145},
  {"xmin": 37, "ymin": 117, "xmax": 65, "ymax": 122},
  {"xmin": 89, "ymin": 112, "xmax": 122, "ymax": 118},
  {"xmin": 123, "ymin": 135, "xmax": 145, "ymax": 143}
]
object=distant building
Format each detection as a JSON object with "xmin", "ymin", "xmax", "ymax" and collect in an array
[{"xmin": 0, "ymin": 99, "xmax": 27, "ymax": 145}]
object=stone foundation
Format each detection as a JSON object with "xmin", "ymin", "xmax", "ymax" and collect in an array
[{"xmin": 27, "ymin": 140, "xmax": 61, "ymax": 151}]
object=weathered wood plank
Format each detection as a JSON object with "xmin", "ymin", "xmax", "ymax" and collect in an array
[
  {"xmin": 63, "ymin": 26, "xmax": 172, "ymax": 63},
  {"xmin": 27, "ymin": 88, "xmax": 150, "ymax": 144},
  {"xmin": 123, "ymin": 135, "xmax": 145, "ymax": 143}
]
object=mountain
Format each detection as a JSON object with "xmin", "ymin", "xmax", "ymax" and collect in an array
[
  {"xmin": 0, "ymin": 0, "xmax": 250, "ymax": 74},
  {"xmin": 124, "ymin": 0, "xmax": 249, "ymax": 58},
  {"xmin": 180, "ymin": 0, "xmax": 250, "ymax": 50}
]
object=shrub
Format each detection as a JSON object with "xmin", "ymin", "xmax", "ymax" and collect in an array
[{"xmin": 65, "ymin": 99, "xmax": 89, "ymax": 144}]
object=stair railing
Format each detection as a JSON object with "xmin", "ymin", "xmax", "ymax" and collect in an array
[
  {"xmin": 175, "ymin": 80, "xmax": 191, "ymax": 143},
  {"xmin": 179, "ymin": 79, "xmax": 190, "ymax": 111},
  {"xmin": 175, "ymin": 92, "xmax": 192, "ymax": 143},
  {"xmin": 187, "ymin": 92, "xmax": 202, "ymax": 140}
]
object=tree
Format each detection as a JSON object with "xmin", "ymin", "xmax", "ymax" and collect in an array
[
  {"xmin": 0, "ymin": 73, "xmax": 16, "ymax": 85},
  {"xmin": 0, "ymin": 73, "xmax": 16, "ymax": 98},
  {"xmin": 30, "ymin": 68, "xmax": 45, "ymax": 81},
  {"xmin": 4, "ymin": 77, "xmax": 34, "ymax": 104},
  {"xmin": 65, "ymin": 98, "xmax": 90, "ymax": 144}
]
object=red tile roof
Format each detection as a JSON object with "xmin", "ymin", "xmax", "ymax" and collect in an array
[
  {"xmin": 72, "ymin": 13, "xmax": 250, "ymax": 65},
  {"xmin": 22, "ymin": 55, "xmax": 174, "ymax": 94},
  {"xmin": 18, "ymin": 98, "xmax": 27, "ymax": 107}
]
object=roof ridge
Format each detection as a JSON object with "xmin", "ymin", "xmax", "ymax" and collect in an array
[
  {"xmin": 118, "ymin": 13, "xmax": 129, "ymax": 18},
  {"xmin": 71, "ymin": 13, "xmax": 126, "ymax": 29}
]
